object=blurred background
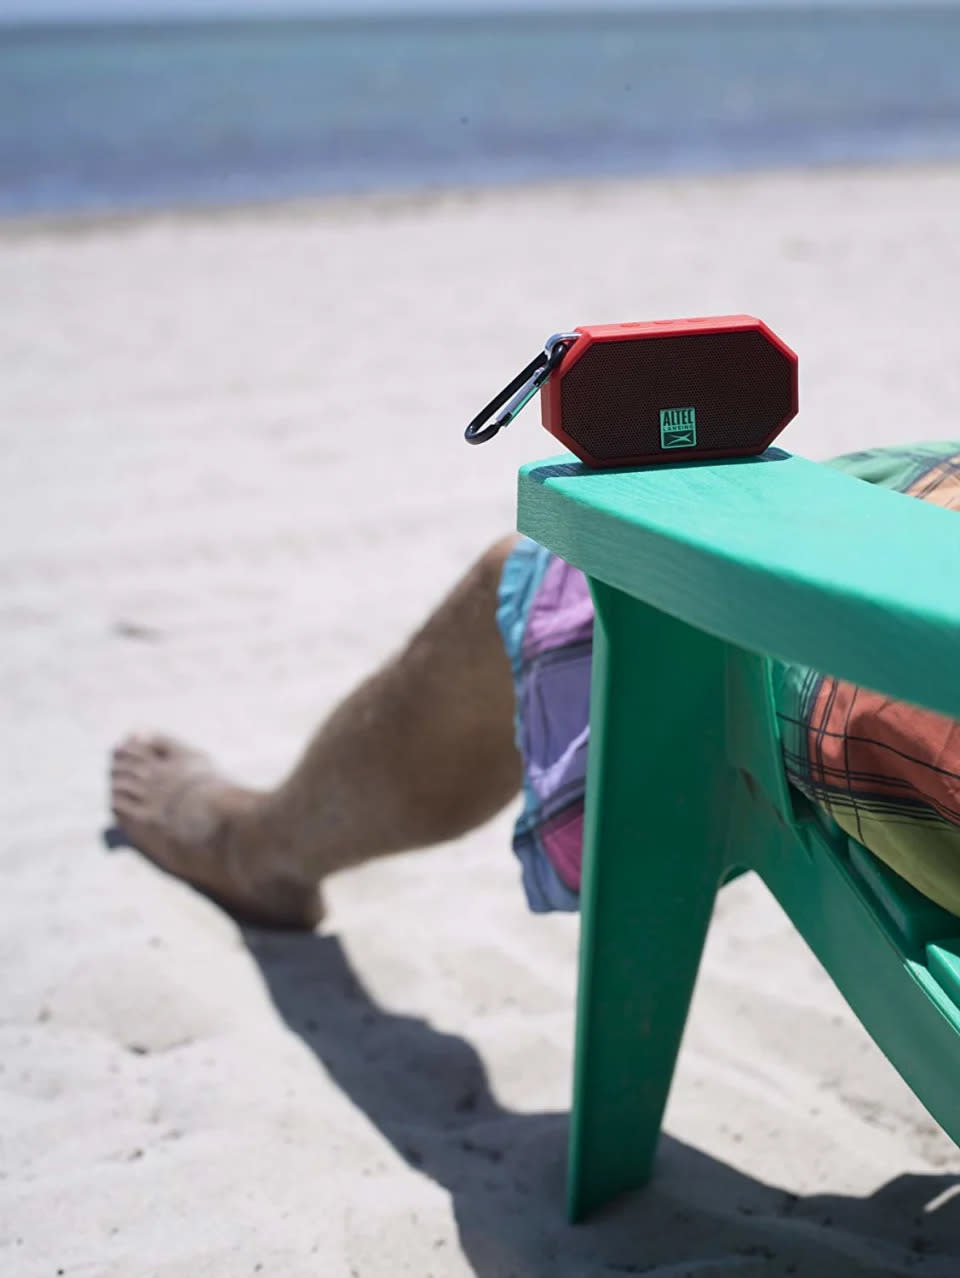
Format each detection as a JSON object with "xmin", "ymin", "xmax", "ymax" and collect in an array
[{"xmin": 3, "ymin": 0, "xmax": 960, "ymax": 218}]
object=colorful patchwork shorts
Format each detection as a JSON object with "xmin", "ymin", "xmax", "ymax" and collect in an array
[{"xmin": 496, "ymin": 442, "xmax": 960, "ymax": 916}]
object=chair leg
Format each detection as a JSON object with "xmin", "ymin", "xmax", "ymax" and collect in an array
[{"xmin": 567, "ymin": 584, "xmax": 732, "ymax": 1222}]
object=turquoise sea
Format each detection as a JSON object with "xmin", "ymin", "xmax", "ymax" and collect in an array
[{"xmin": 3, "ymin": 6, "xmax": 960, "ymax": 217}]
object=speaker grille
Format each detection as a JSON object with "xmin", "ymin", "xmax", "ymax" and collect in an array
[{"xmin": 559, "ymin": 329, "xmax": 794, "ymax": 463}]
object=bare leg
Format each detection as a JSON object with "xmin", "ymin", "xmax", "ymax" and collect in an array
[{"xmin": 110, "ymin": 535, "xmax": 523, "ymax": 929}]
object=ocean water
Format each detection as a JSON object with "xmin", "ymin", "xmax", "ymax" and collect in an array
[{"xmin": 2, "ymin": 7, "xmax": 960, "ymax": 217}]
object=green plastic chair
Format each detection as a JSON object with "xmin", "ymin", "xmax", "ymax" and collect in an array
[{"xmin": 516, "ymin": 449, "xmax": 960, "ymax": 1223}]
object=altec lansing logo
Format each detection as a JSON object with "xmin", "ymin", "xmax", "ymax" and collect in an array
[{"xmin": 659, "ymin": 407, "xmax": 697, "ymax": 449}]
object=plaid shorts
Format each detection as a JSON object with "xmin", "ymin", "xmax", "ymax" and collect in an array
[{"xmin": 497, "ymin": 441, "xmax": 960, "ymax": 916}]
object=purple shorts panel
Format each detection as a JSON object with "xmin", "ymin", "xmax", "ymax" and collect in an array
[{"xmin": 496, "ymin": 537, "xmax": 592, "ymax": 912}]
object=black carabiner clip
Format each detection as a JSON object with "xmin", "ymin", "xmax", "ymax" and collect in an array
[{"xmin": 465, "ymin": 331, "xmax": 580, "ymax": 445}]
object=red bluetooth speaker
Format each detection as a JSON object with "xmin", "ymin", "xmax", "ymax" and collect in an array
[{"xmin": 540, "ymin": 315, "xmax": 798, "ymax": 468}]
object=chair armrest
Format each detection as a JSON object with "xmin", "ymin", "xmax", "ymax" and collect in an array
[{"xmin": 517, "ymin": 450, "xmax": 960, "ymax": 719}]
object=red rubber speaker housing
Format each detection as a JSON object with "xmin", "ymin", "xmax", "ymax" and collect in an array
[{"xmin": 540, "ymin": 315, "xmax": 798, "ymax": 468}]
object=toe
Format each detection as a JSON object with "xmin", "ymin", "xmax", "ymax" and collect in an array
[
  {"xmin": 112, "ymin": 736, "xmax": 152, "ymax": 767},
  {"xmin": 111, "ymin": 771, "xmax": 146, "ymax": 802},
  {"xmin": 111, "ymin": 753, "xmax": 148, "ymax": 779},
  {"xmin": 110, "ymin": 792, "xmax": 148, "ymax": 833},
  {"xmin": 147, "ymin": 733, "xmax": 189, "ymax": 759},
  {"xmin": 110, "ymin": 757, "xmax": 149, "ymax": 800}
]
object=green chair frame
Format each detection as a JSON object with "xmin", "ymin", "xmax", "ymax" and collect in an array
[{"xmin": 516, "ymin": 449, "xmax": 960, "ymax": 1223}]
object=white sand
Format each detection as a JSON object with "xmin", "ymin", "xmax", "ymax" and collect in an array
[{"xmin": 3, "ymin": 166, "xmax": 960, "ymax": 1277}]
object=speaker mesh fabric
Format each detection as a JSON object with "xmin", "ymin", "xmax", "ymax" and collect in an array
[{"xmin": 558, "ymin": 330, "xmax": 794, "ymax": 462}]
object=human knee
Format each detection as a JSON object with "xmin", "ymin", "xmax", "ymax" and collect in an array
[{"xmin": 477, "ymin": 534, "xmax": 521, "ymax": 593}]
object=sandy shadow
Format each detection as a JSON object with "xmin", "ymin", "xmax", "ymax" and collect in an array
[{"xmin": 245, "ymin": 927, "xmax": 960, "ymax": 1278}]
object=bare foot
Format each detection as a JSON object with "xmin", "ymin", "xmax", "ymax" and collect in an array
[{"xmin": 109, "ymin": 734, "xmax": 323, "ymax": 930}]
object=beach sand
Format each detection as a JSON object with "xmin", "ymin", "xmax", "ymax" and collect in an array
[{"xmin": 3, "ymin": 165, "xmax": 960, "ymax": 1277}]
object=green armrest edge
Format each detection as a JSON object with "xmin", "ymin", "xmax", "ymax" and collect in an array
[{"xmin": 517, "ymin": 449, "xmax": 960, "ymax": 720}]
